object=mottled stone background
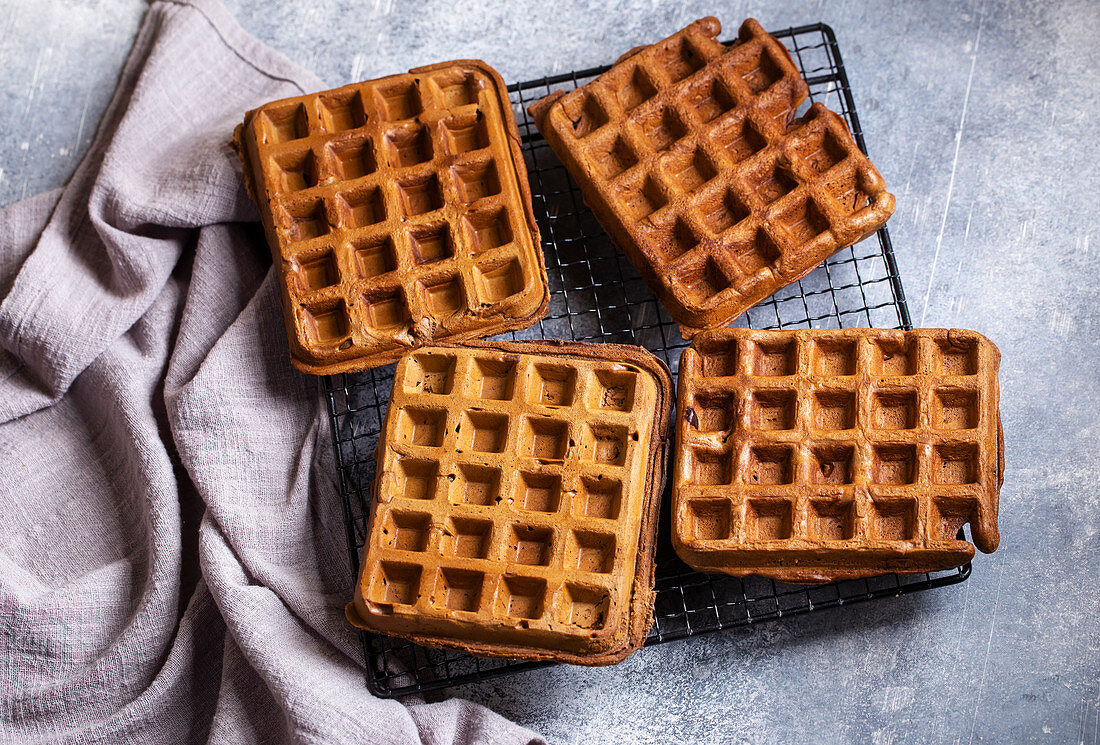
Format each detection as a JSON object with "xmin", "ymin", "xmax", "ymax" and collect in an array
[{"xmin": 2, "ymin": 1, "xmax": 1097, "ymax": 743}]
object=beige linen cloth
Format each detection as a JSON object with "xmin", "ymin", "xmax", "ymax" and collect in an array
[{"xmin": 0, "ymin": 1, "xmax": 545, "ymax": 742}]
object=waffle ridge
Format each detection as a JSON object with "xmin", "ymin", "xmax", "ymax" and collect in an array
[
  {"xmin": 347, "ymin": 340, "xmax": 674, "ymax": 665},
  {"xmin": 672, "ymin": 328, "xmax": 1002, "ymax": 584},
  {"xmin": 529, "ymin": 18, "xmax": 896, "ymax": 338},
  {"xmin": 235, "ymin": 60, "xmax": 549, "ymax": 373}
]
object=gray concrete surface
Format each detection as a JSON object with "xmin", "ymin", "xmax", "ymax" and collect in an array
[{"xmin": 3, "ymin": 1, "xmax": 1098, "ymax": 743}]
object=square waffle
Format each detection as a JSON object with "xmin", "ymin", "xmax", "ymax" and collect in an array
[
  {"xmin": 529, "ymin": 18, "xmax": 896, "ymax": 338},
  {"xmin": 346, "ymin": 340, "xmax": 674, "ymax": 664},
  {"xmin": 672, "ymin": 328, "xmax": 1003, "ymax": 584},
  {"xmin": 234, "ymin": 61, "xmax": 549, "ymax": 374}
]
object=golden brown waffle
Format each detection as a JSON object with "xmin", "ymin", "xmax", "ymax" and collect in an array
[
  {"xmin": 529, "ymin": 18, "xmax": 895, "ymax": 338},
  {"xmin": 672, "ymin": 328, "xmax": 1003, "ymax": 584},
  {"xmin": 346, "ymin": 340, "xmax": 674, "ymax": 664},
  {"xmin": 235, "ymin": 61, "xmax": 549, "ymax": 374}
]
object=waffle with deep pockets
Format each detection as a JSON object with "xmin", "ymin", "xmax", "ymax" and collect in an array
[
  {"xmin": 672, "ymin": 328, "xmax": 1002, "ymax": 584},
  {"xmin": 346, "ymin": 340, "xmax": 674, "ymax": 664},
  {"xmin": 529, "ymin": 18, "xmax": 895, "ymax": 338},
  {"xmin": 235, "ymin": 61, "xmax": 549, "ymax": 374}
]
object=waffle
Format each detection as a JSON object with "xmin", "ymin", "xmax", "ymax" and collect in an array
[
  {"xmin": 346, "ymin": 340, "xmax": 674, "ymax": 664},
  {"xmin": 529, "ymin": 18, "xmax": 895, "ymax": 338},
  {"xmin": 234, "ymin": 61, "xmax": 549, "ymax": 374},
  {"xmin": 672, "ymin": 328, "xmax": 1003, "ymax": 584}
]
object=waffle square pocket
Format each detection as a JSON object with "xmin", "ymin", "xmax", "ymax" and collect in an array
[
  {"xmin": 672, "ymin": 328, "xmax": 1003, "ymax": 583},
  {"xmin": 235, "ymin": 61, "xmax": 549, "ymax": 373},
  {"xmin": 347, "ymin": 340, "xmax": 674, "ymax": 665},
  {"xmin": 529, "ymin": 18, "xmax": 895, "ymax": 338}
]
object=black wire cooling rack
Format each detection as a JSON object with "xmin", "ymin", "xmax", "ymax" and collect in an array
[{"xmin": 324, "ymin": 22, "xmax": 971, "ymax": 699}]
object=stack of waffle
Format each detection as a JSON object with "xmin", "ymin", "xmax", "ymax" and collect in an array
[
  {"xmin": 672, "ymin": 328, "xmax": 1002, "ymax": 583},
  {"xmin": 345, "ymin": 340, "xmax": 673, "ymax": 664}
]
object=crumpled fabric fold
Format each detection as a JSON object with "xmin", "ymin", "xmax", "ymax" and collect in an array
[{"xmin": 0, "ymin": 1, "xmax": 544, "ymax": 743}]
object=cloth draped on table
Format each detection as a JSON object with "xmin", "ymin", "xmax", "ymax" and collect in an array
[{"xmin": 0, "ymin": 0, "xmax": 544, "ymax": 742}]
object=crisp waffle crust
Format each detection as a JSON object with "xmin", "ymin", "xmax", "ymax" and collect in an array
[
  {"xmin": 347, "ymin": 340, "xmax": 674, "ymax": 665},
  {"xmin": 672, "ymin": 328, "xmax": 1003, "ymax": 584},
  {"xmin": 529, "ymin": 18, "xmax": 895, "ymax": 338},
  {"xmin": 235, "ymin": 61, "xmax": 549, "ymax": 373}
]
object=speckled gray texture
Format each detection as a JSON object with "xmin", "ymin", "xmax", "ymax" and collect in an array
[{"xmin": 3, "ymin": 1, "xmax": 1098, "ymax": 743}]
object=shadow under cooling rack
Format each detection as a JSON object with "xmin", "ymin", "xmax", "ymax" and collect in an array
[{"xmin": 323, "ymin": 22, "xmax": 969, "ymax": 699}]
